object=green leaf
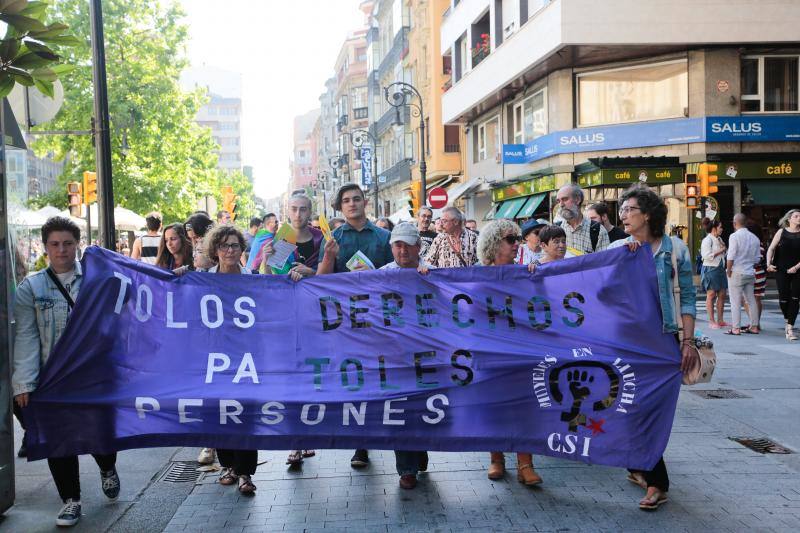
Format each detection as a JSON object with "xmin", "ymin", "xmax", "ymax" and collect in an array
[
  {"xmin": 22, "ymin": 38, "xmax": 54, "ymax": 56},
  {"xmin": 30, "ymin": 66, "xmax": 55, "ymax": 81},
  {"xmin": 11, "ymin": 50, "xmax": 55, "ymax": 68},
  {"xmin": 33, "ymin": 76, "xmax": 52, "ymax": 97},
  {"xmin": 0, "ymin": 73, "xmax": 15, "ymax": 98},
  {"xmin": 29, "ymin": 22, "xmax": 69, "ymax": 39},
  {"xmin": 18, "ymin": 1, "xmax": 48, "ymax": 21},
  {"xmin": 0, "ymin": 13, "xmax": 46, "ymax": 32},
  {"xmin": 0, "ymin": 37, "xmax": 19, "ymax": 61},
  {"xmin": 35, "ymin": 34, "xmax": 81, "ymax": 47},
  {"xmin": 0, "ymin": 0, "xmax": 29, "ymax": 16},
  {"xmin": 49, "ymin": 63, "xmax": 75, "ymax": 75},
  {"xmin": 11, "ymin": 71, "xmax": 34, "ymax": 85}
]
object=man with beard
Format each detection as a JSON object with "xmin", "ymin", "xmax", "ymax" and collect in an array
[
  {"xmin": 555, "ymin": 184, "xmax": 609, "ymax": 255},
  {"xmin": 417, "ymin": 206, "xmax": 437, "ymax": 256}
]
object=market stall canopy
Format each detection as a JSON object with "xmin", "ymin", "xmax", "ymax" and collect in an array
[
  {"xmin": 9, "ymin": 207, "xmax": 48, "ymax": 228},
  {"xmin": 89, "ymin": 204, "xmax": 147, "ymax": 232},
  {"xmin": 35, "ymin": 206, "xmax": 64, "ymax": 219}
]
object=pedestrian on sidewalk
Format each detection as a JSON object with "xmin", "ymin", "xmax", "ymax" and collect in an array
[
  {"xmin": 379, "ymin": 223, "xmax": 433, "ymax": 489},
  {"xmin": 155, "ymin": 223, "xmax": 193, "ymax": 271},
  {"xmin": 767, "ymin": 209, "xmax": 800, "ymax": 341},
  {"xmin": 317, "ymin": 183, "xmax": 393, "ymax": 468},
  {"xmin": 746, "ymin": 221, "xmax": 767, "ymax": 332},
  {"xmin": 12, "ymin": 216, "xmax": 121, "ymax": 527},
  {"xmin": 206, "ymin": 225, "xmax": 258, "ymax": 494},
  {"xmin": 609, "ymin": 184, "xmax": 698, "ymax": 511},
  {"xmin": 700, "ymin": 217, "xmax": 728, "ymax": 329},
  {"xmin": 726, "ymin": 214, "xmax": 762, "ymax": 335},
  {"xmin": 477, "ymin": 219, "xmax": 541, "ymax": 487},
  {"xmin": 130, "ymin": 212, "xmax": 162, "ymax": 264}
]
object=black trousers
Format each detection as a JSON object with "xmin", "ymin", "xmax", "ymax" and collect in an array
[
  {"xmin": 217, "ymin": 449, "xmax": 258, "ymax": 476},
  {"xmin": 776, "ymin": 270, "xmax": 800, "ymax": 326},
  {"xmin": 48, "ymin": 453, "xmax": 117, "ymax": 502},
  {"xmin": 628, "ymin": 456, "xmax": 669, "ymax": 492}
]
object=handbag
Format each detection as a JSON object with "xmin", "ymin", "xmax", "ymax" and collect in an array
[{"xmin": 669, "ymin": 237, "xmax": 717, "ymax": 385}]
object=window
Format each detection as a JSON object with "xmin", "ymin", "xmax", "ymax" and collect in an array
[
  {"xmin": 512, "ymin": 88, "xmax": 547, "ymax": 143},
  {"xmin": 351, "ymin": 86, "xmax": 368, "ymax": 109},
  {"xmin": 741, "ymin": 55, "xmax": 799, "ymax": 113},
  {"xmin": 577, "ymin": 60, "xmax": 688, "ymax": 126},
  {"xmin": 475, "ymin": 116, "xmax": 499, "ymax": 162}
]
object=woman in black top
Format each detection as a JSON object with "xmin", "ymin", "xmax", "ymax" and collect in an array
[
  {"xmin": 767, "ymin": 209, "xmax": 800, "ymax": 340},
  {"xmin": 154, "ymin": 223, "xmax": 193, "ymax": 271}
]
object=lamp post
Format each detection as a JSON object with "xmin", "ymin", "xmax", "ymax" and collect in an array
[
  {"xmin": 317, "ymin": 170, "xmax": 332, "ymax": 218},
  {"xmin": 384, "ymin": 82, "xmax": 426, "ymax": 208},
  {"xmin": 341, "ymin": 129, "xmax": 380, "ymax": 216}
]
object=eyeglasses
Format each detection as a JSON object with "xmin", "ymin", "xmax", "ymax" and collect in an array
[
  {"xmin": 219, "ymin": 243, "xmax": 242, "ymax": 252},
  {"xmin": 618, "ymin": 206, "xmax": 642, "ymax": 216},
  {"xmin": 502, "ymin": 235, "xmax": 522, "ymax": 245}
]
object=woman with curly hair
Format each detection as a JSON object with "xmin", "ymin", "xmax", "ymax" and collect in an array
[{"xmin": 476, "ymin": 219, "xmax": 542, "ymax": 486}]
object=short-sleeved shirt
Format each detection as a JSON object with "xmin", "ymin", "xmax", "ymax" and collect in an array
[
  {"xmin": 425, "ymin": 229, "xmax": 479, "ymax": 268},
  {"xmin": 319, "ymin": 220, "xmax": 393, "ymax": 273},
  {"xmin": 562, "ymin": 217, "xmax": 610, "ymax": 254}
]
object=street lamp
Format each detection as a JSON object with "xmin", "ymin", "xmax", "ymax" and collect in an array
[
  {"xmin": 384, "ymin": 81, "xmax": 427, "ymax": 208},
  {"xmin": 340, "ymin": 129, "xmax": 381, "ymax": 216}
]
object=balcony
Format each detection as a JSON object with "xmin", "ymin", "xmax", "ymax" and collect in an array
[
  {"xmin": 381, "ymin": 158, "xmax": 412, "ymax": 185},
  {"xmin": 378, "ymin": 27, "xmax": 409, "ymax": 81},
  {"xmin": 373, "ymin": 105, "xmax": 411, "ymax": 139}
]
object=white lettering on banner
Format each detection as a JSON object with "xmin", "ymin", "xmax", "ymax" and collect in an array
[
  {"xmin": 178, "ymin": 399, "xmax": 203, "ymax": 423},
  {"xmin": 135, "ymin": 396, "xmax": 160, "ymax": 419},
  {"xmin": 383, "ymin": 398, "xmax": 407, "ymax": 426},
  {"xmin": 113, "ymin": 272, "xmax": 132, "ymax": 314},
  {"xmin": 200, "ymin": 295, "xmax": 224, "ymax": 328},
  {"xmin": 220, "ymin": 399, "xmax": 243, "ymax": 424},
  {"xmin": 710, "ymin": 122, "xmax": 762, "ymax": 134},
  {"xmin": 233, "ymin": 297, "xmax": 256, "ymax": 328},
  {"xmin": 166, "ymin": 292, "xmax": 187, "ymax": 328},
  {"xmin": 422, "ymin": 393, "xmax": 449, "ymax": 424},
  {"xmin": 612, "ymin": 357, "xmax": 637, "ymax": 413},
  {"xmin": 232, "ymin": 353, "xmax": 259, "ymax": 384},
  {"xmin": 135, "ymin": 284, "xmax": 153, "ymax": 322},
  {"xmin": 260, "ymin": 402, "xmax": 285, "ymax": 425},
  {"xmin": 301, "ymin": 404, "xmax": 326, "ymax": 425},
  {"xmin": 547, "ymin": 432, "xmax": 591, "ymax": 457},
  {"xmin": 342, "ymin": 402, "xmax": 367, "ymax": 425},
  {"xmin": 205, "ymin": 353, "xmax": 230, "ymax": 383},
  {"xmin": 559, "ymin": 133, "xmax": 605, "ymax": 146},
  {"xmin": 532, "ymin": 355, "xmax": 558, "ymax": 408}
]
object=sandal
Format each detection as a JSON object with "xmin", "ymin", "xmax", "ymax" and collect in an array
[
  {"xmin": 639, "ymin": 489, "xmax": 668, "ymax": 510},
  {"xmin": 626, "ymin": 472, "xmax": 647, "ymax": 490},
  {"xmin": 302, "ymin": 450, "xmax": 316, "ymax": 458},
  {"xmin": 724, "ymin": 328, "xmax": 741, "ymax": 335},
  {"xmin": 218, "ymin": 467, "xmax": 237, "ymax": 486},
  {"xmin": 286, "ymin": 450, "xmax": 303, "ymax": 465},
  {"xmin": 238, "ymin": 474, "xmax": 256, "ymax": 494},
  {"xmin": 743, "ymin": 326, "xmax": 760, "ymax": 334}
]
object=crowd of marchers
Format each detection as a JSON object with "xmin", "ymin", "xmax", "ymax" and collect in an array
[{"xmin": 11, "ymin": 179, "xmax": 800, "ymax": 526}]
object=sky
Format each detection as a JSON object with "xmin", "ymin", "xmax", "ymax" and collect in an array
[{"xmin": 182, "ymin": 0, "xmax": 367, "ymax": 200}]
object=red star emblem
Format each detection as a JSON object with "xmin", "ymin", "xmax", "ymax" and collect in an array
[{"xmin": 586, "ymin": 418, "xmax": 606, "ymax": 436}]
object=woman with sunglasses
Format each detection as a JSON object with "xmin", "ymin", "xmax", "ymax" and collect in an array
[
  {"xmin": 476, "ymin": 219, "xmax": 542, "ymax": 486},
  {"xmin": 154, "ymin": 223, "xmax": 193, "ymax": 271}
]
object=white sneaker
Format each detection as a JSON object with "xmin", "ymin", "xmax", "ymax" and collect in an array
[
  {"xmin": 787, "ymin": 324, "xmax": 798, "ymax": 341},
  {"xmin": 56, "ymin": 499, "xmax": 81, "ymax": 527},
  {"xmin": 197, "ymin": 448, "xmax": 215, "ymax": 465}
]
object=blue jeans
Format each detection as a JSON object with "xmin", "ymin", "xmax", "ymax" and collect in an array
[{"xmin": 394, "ymin": 450, "xmax": 425, "ymax": 476}]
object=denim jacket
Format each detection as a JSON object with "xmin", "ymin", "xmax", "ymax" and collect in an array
[
  {"xmin": 12, "ymin": 263, "xmax": 83, "ymax": 396},
  {"xmin": 609, "ymin": 236, "xmax": 696, "ymax": 333}
]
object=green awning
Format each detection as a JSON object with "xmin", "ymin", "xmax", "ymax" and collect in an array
[
  {"xmin": 493, "ymin": 197, "xmax": 528, "ymax": 219},
  {"xmin": 747, "ymin": 180, "xmax": 800, "ymax": 205},
  {"xmin": 515, "ymin": 193, "xmax": 546, "ymax": 219}
]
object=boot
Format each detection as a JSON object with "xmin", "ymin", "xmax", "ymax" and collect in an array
[
  {"xmin": 516, "ymin": 453, "xmax": 543, "ymax": 486},
  {"xmin": 487, "ymin": 452, "xmax": 505, "ymax": 480}
]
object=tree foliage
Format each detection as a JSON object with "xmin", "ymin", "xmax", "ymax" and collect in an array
[{"xmin": 30, "ymin": 0, "xmax": 254, "ymax": 225}]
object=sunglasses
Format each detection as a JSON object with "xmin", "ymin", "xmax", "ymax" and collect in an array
[{"xmin": 503, "ymin": 235, "xmax": 522, "ymax": 245}]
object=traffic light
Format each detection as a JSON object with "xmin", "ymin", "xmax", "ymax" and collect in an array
[
  {"xmin": 698, "ymin": 163, "xmax": 719, "ymax": 196},
  {"xmin": 67, "ymin": 182, "xmax": 82, "ymax": 216},
  {"xmin": 685, "ymin": 173, "xmax": 699, "ymax": 209},
  {"xmin": 221, "ymin": 185, "xmax": 238, "ymax": 221},
  {"xmin": 408, "ymin": 180, "xmax": 422, "ymax": 214},
  {"xmin": 83, "ymin": 171, "xmax": 97, "ymax": 204}
]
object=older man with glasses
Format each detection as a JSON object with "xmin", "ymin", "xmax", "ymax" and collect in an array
[{"xmin": 424, "ymin": 206, "xmax": 479, "ymax": 268}]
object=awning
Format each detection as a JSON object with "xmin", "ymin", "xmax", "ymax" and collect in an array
[
  {"xmin": 388, "ymin": 207, "xmax": 415, "ymax": 224},
  {"xmin": 493, "ymin": 196, "xmax": 528, "ymax": 219},
  {"xmin": 447, "ymin": 177, "xmax": 480, "ymax": 204},
  {"xmin": 425, "ymin": 175, "xmax": 455, "ymax": 193},
  {"xmin": 515, "ymin": 193, "xmax": 546, "ymax": 219},
  {"xmin": 746, "ymin": 180, "xmax": 800, "ymax": 205}
]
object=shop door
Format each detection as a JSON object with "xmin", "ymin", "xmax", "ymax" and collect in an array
[{"xmin": 716, "ymin": 185, "xmax": 735, "ymax": 245}]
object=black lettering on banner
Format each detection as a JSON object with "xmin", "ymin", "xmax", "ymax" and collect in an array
[
  {"xmin": 305, "ymin": 358, "xmax": 330, "ymax": 390},
  {"xmin": 562, "ymin": 292, "xmax": 586, "ymax": 327},
  {"xmin": 379, "ymin": 355, "xmax": 399, "ymax": 390},
  {"xmin": 319, "ymin": 297, "xmax": 343, "ymax": 331},
  {"xmin": 381, "ymin": 292, "xmax": 404, "ymax": 326},
  {"xmin": 450, "ymin": 349, "xmax": 474, "ymax": 386},
  {"xmin": 451, "ymin": 294, "xmax": 475, "ymax": 328},
  {"xmin": 340, "ymin": 358, "xmax": 365, "ymax": 391},
  {"xmin": 414, "ymin": 351, "xmax": 439, "ymax": 389},
  {"xmin": 486, "ymin": 295, "xmax": 515, "ymax": 330},
  {"xmin": 349, "ymin": 294, "xmax": 371, "ymax": 328},
  {"xmin": 416, "ymin": 294, "xmax": 439, "ymax": 328},
  {"xmin": 527, "ymin": 296, "xmax": 552, "ymax": 331}
]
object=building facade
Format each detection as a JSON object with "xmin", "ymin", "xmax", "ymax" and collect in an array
[
  {"xmin": 291, "ymin": 109, "xmax": 321, "ymax": 193},
  {"xmin": 440, "ymin": 0, "xmax": 800, "ymax": 250}
]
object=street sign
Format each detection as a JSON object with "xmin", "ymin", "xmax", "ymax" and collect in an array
[
  {"xmin": 361, "ymin": 146, "xmax": 373, "ymax": 187},
  {"xmin": 428, "ymin": 186, "xmax": 448, "ymax": 209}
]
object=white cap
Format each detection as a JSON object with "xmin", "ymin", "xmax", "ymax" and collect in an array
[{"xmin": 390, "ymin": 222, "xmax": 420, "ymax": 246}]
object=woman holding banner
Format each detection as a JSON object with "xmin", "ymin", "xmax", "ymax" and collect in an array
[
  {"xmin": 609, "ymin": 184, "xmax": 698, "ymax": 511},
  {"xmin": 206, "ymin": 225, "xmax": 259, "ymax": 494},
  {"xmin": 477, "ymin": 220, "xmax": 542, "ymax": 486}
]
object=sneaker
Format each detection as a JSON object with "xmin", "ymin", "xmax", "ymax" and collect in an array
[
  {"xmin": 197, "ymin": 447, "xmax": 215, "ymax": 465},
  {"xmin": 100, "ymin": 468, "xmax": 120, "ymax": 500},
  {"xmin": 350, "ymin": 449, "xmax": 369, "ymax": 467},
  {"xmin": 17, "ymin": 432, "xmax": 27, "ymax": 458},
  {"xmin": 56, "ymin": 499, "xmax": 81, "ymax": 527}
]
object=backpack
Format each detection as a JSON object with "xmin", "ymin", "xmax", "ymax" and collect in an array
[{"xmin": 557, "ymin": 220, "xmax": 601, "ymax": 252}]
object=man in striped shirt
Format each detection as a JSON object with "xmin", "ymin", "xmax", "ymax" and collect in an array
[{"xmin": 130, "ymin": 212, "xmax": 162, "ymax": 264}]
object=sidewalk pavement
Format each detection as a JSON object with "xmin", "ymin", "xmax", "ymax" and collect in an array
[{"xmin": 162, "ymin": 298, "xmax": 800, "ymax": 533}]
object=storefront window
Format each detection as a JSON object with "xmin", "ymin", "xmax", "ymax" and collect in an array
[
  {"xmin": 577, "ymin": 60, "xmax": 688, "ymax": 126},
  {"xmin": 741, "ymin": 55, "xmax": 800, "ymax": 113}
]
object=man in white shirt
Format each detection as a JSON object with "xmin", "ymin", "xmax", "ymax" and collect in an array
[{"xmin": 726, "ymin": 213, "xmax": 762, "ymax": 334}]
